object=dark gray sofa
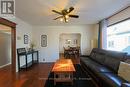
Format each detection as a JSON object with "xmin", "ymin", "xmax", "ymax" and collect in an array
[{"xmin": 80, "ymin": 48, "xmax": 130, "ymax": 87}]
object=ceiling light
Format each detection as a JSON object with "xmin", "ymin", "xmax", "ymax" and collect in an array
[
  {"xmin": 60, "ymin": 18, "xmax": 63, "ymax": 22},
  {"xmin": 65, "ymin": 15, "xmax": 69, "ymax": 19},
  {"xmin": 52, "ymin": 7, "xmax": 79, "ymax": 23},
  {"xmin": 67, "ymin": 9, "xmax": 69, "ymax": 12},
  {"xmin": 66, "ymin": 19, "xmax": 69, "ymax": 22}
]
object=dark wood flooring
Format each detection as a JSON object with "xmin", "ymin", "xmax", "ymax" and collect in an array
[
  {"xmin": 0, "ymin": 63, "xmax": 54, "ymax": 87},
  {"xmin": 0, "ymin": 55, "xmax": 80, "ymax": 87},
  {"xmin": 59, "ymin": 53, "xmax": 80, "ymax": 64}
]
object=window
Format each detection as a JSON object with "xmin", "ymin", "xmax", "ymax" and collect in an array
[
  {"xmin": 129, "ymin": 36, "xmax": 130, "ymax": 44},
  {"xmin": 107, "ymin": 19, "xmax": 130, "ymax": 54},
  {"xmin": 108, "ymin": 41, "xmax": 114, "ymax": 48}
]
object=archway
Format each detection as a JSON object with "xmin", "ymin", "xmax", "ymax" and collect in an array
[{"xmin": 59, "ymin": 33, "xmax": 81, "ymax": 64}]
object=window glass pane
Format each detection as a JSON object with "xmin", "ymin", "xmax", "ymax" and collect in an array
[{"xmin": 107, "ymin": 19, "xmax": 130, "ymax": 54}]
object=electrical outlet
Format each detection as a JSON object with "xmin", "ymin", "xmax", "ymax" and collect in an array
[{"xmin": 43, "ymin": 58, "xmax": 45, "ymax": 61}]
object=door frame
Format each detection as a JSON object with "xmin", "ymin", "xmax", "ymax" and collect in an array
[{"xmin": 0, "ymin": 18, "xmax": 16, "ymax": 73}]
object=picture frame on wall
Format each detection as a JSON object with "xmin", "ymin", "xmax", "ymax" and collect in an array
[
  {"xmin": 24, "ymin": 35, "xmax": 28, "ymax": 44},
  {"xmin": 73, "ymin": 39, "xmax": 78, "ymax": 44},
  {"xmin": 41, "ymin": 35, "xmax": 47, "ymax": 47}
]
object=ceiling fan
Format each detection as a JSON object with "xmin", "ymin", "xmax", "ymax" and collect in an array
[{"xmin": 52, "ymin": 7, "xmax": 79, "ymax": 23}]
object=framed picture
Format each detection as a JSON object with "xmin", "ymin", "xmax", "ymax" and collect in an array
[
  {"xmin": 73, "ymin": 39, "xmax": 78, "ymax": 44},
  {"xmin": 24, "ymin": 35, "xmax": 28, "ymax": 44},
  {"xmin": 65, "ymin": 39, "xmax": 71, "ymax": 44},
  {"xmin": 41, "ymin": 35, "xmax": 47, "ymax": 47}
]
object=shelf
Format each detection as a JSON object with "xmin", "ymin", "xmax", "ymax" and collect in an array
[
  {"xmin": 20, "ymin": 60, "xmax": 38, "ymax": 69},
  {"xmin": 21, "ymin": 61, "xmax": 33, "ymax": 68}
]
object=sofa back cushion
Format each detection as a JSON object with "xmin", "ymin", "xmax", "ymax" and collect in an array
[
  {"xmin": 90, "ymin": 48, "xmax": 97, "ymax": 59},
  {"xmin": 106, "ymin": 51, "xmax": 127, "ymax": 61},
  {"xmin": 104, "ymin": 51, "xmax": 127, "ymax": 73},
  {"xmin": 124, "ymin": 55, "xmax": 130, "ymax": 63},
  {"xmin": 90, "ymin": 48, "xmax": 106, "ymax": 64},
  {"xmin": 104, "ymin": 55, "xmax": 120, "ymax": 73},
  {"xmin": 95, "ymin": 52, "xmax": 105, "ymax": 65}
]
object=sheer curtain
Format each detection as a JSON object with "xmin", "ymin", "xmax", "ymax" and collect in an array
[{"xmin": 98, "ymin": 19, "xmax": 108, "ymax": 49}]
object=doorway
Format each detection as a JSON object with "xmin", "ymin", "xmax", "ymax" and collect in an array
[
  {"xmin": 0, "ymin": 24, "xmax": 11, "ymax": 67},
  {"xmin": 0, "ymin": 18, "xmax": 16, "ymax": 73},
  {"xmin": 59, "ymin": 33, "xmax": 81, "ymax": 64}
]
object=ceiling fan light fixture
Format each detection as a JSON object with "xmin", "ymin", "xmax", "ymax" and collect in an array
[
  {"xmin": 52, "ymin": 7, "xmax": 79, "ymax": 23},
  {"xmin": 65, "ymin": 15, "xmax": 69, "ymax": 19},
  {"xmin": 60, "ymin": 18, "xmax": 63, "ymax": 22},
  {"xmin": 67, "ymin": 9, "xmax": 69, "ymax": 12},
  {"xmin": 66, "ymin": 19, "xmax": 69, "ymax": 22}
]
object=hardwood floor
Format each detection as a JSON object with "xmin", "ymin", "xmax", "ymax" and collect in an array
[
  {"xmin": 0, "ymin": 55, "xmax": 80, "ymax": 87},
  {"xmin": 59, "ymin": 53, "xmax": 80, "ymax": 64},
  {"xmin": 0, "ymin": 63, "xmax": 54, "ymax": 87}
]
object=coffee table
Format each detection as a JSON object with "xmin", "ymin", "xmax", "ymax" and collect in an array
[{"xmin": 52, "ymin": 59, "xmax": 76, "ymax": 85}]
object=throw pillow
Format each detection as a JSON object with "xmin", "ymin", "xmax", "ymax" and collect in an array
[{"xmin": 118, "ymin": 62, "xmax": 130, "ymax": 82}]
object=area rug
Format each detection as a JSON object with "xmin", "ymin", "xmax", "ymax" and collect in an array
[{"xmin": 44, "ymin": 64, "xmax": 96, "ymax": 87}]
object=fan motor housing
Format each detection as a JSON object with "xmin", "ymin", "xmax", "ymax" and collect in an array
[{"xmin": 62, "ymin": 10, "xmax": 68, "ymax": 15}]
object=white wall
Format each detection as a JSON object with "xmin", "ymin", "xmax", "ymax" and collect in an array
[
  {"xmin": 59, "ymin": 33, "xmax": 81, "ymax": 53},
  {"xmin": 32, "ymin": 25, "xmax": 96, "ymax": 62},
  {"xmin": 4, "ymin": 17, "xmax": 99, "ymax": 71},
  {"xmin": 90, "ymin": 24, "xmax": 99, "ymax": 50},
  {"xmin": 7, "ymin": 17, "xmax": 33, "ymax": 72},
  {"xmin": 15, "ymin": 18, "xmax": 33, "ymax": 70}
]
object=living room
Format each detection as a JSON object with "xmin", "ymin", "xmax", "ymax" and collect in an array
[{"xmin": 0, "ymin": 0, "xmax": 130, "ymax": 87}]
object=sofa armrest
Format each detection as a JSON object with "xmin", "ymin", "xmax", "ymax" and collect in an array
[{"xmin": 121, "ymin": 83, "xmax": 130, "ymax": 87}]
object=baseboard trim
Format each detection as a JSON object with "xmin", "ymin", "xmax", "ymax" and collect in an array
[
  {"xmin": 0, "ymin": 63, "xmax": 11, "ymax": 68},
  {"xmin": 39, "ymin": 62, "xmax": 55, "ymax": 64}
]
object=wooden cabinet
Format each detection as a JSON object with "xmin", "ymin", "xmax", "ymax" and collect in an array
[{"xmin": 17, "ymin": 48, "xmax": 39, "ymax": 71}]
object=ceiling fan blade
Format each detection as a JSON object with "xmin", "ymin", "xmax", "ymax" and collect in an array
[
  {"xmin": 53, "ymin": 16, "xmax": 63, "ymax": 20},
  {"xmin": 68, "ymin": 7, "xmax": 74, "ymax": 13},
  {"xmin": 69, "ymin": 15, "xmax": 79, "ymax": 18},
  {"xmin": 52, "ymin": 10, "xmax": 62, "ymax": 15}
]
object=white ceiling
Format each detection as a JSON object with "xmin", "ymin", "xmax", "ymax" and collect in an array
[{"xmin": 15, "ymin": 0, "xmax": 130, "ymax": 26}]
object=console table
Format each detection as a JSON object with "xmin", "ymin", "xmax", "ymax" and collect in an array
[{"xmin": 17, "ymin": 48, "xmax": 39, "ymax": 71}]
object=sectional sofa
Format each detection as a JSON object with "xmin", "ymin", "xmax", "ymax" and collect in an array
[{"xmin": 80, "ymin": 48, "xmax": 130, "ymax": 87}]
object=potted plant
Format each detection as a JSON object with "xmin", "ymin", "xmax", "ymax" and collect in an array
[{"xmin": 30, "ymin": 42, "xmax": 36, "ymax": 51}]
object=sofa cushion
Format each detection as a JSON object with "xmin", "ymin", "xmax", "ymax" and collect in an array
[
  {"xmin": 125, "ymin": 55, "xmax": 130, "ymax": 63},
  {"xmin": 103, "ymin": 51, "xmax": 127, "ymax": 73},
  {"xmin": 121, "ymin": 83, "xmax": 130, "ymax": 87},
  {"xmin": 90, "ymin": 48, "xmax": 97, "ymax": 59},
  {"xmin": 98, "ymin": 73, "xmax": 127, "ymax": 87},
  {"xmin": 90, "ymin": 48, "xmax": 106, "ymax": 64},
  {"xmin": 104, "ymin": 55, "xmax": 120, "ymax": 73},
  {"xmin": 90, "ymin": 52, "xmax": 95, "ymax": 59},
  {"xmin": 95, "ymin": 53, "xmax": 105, "ymax": 65},
  {"xmin": 106, "ymin": 51, "xmax": 127, "ymax": 61},
  {"xmin": 80, "ymin": 57, "xmax": 113, "ymax": 73}
]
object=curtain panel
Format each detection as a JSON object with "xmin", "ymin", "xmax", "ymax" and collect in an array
[{"xmin": 98, "ymin": 19, "xmax": 108, "ymax": 49}]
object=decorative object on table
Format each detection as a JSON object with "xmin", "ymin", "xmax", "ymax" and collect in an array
[
  {"xmin": 24, "ymin": 35, "xmax": 28, "ymax": 44},
  {"xmin": 41, "ymin": 35, "xmax": 47, "ymax": 47},
  {"xmin": 30, "ymin": 42, "xmax": 36, "ymax": 51}
]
